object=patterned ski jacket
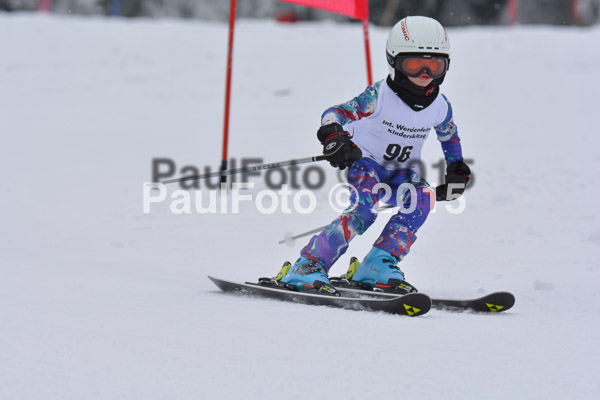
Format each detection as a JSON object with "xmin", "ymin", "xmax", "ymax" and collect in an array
[{"xmin": 321, "ymin": 79, "xmax": 463, "ymax": 176}]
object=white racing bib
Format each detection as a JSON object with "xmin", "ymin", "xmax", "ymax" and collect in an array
[{"xmin": 344, "ymin": 82, "xmax": 449, "ymax": 175}]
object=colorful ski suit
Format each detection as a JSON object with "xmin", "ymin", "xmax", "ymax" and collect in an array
[{"xmin": 301, "ymin": 79, "xmax": 464, "ymax": 270}]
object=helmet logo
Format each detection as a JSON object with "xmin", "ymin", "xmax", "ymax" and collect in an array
[{"xmin": 400, "ymin": 20, "xmax": 410, "ymax": 41}]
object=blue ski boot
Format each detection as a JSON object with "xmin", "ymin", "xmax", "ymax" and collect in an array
[
  {"xmin": 346, "ymin": 247, "xmax": 417, "ymax": 293},
  {"xmin": 276, "ymin": 257, "xmax": 338, "ymax": 295}
]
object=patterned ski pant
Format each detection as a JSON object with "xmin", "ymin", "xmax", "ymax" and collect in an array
[{"xmin": 300, "ymin": 158, "xmax": 433, "ymax": 271}]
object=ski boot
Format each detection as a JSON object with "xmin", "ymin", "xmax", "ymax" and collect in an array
[
  {"xmin": 274, "ymin": 257, "xmax": 338, "ymax": 295},
  {"xmin": 345, "ymin": 247, "xmax": 418, "ymax": 294}
]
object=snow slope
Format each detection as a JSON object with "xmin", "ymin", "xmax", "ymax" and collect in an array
[{"xmin": 1, "ymin": 13, "xmax": 600, "ymax": 399}]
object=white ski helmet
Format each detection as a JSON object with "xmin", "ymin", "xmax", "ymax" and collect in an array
[{"xmin": 386, "ymin": 16, "xmax": 451, "ymax": 80}]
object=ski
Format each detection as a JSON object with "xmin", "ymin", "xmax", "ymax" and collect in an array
[
  {"xmin": 431, "ymin": 291, "xmax": 515, "ymax": 313},
  {"xmin": 208, "ymin": 276, "xmax": 431, "ymax": 317},
  {"xmin": 328, "ymin": 278, "xmax": 515, "ymax": 313}
]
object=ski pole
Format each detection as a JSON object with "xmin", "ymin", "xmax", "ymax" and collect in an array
[
  {"xmin": 279, "ymin": 204, "xmax": 397, "ymax": 246},
  {"xmin": 161, "ymin": 155, "xmax": 327, "ymax": 184},
  {"xmin": 279, "ymin": 227, "xmax": 324, "ymax": 246}
]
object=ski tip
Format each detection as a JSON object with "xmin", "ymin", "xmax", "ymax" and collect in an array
[
  {"xmin": 481, "ymin": 291, "xmax": 515, "ymax": 313},
  {"xmin": 207, "ymin": 276, "xmax": 233, "ymax": 293},
  {"xmin": 207, "ymin": 275, "xmax": 221, "ymax": 287},
  {"xmin": 431, "ymin": 291, "xmax": 516, "ymax": 313}
]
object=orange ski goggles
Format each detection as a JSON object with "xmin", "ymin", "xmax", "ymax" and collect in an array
[{"xmin": 397, "ymin": 56, "xmax": 448, "ymax": 79}]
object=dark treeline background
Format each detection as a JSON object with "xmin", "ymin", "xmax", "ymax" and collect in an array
[{"xmin": 1, "ymin": 0, "xmax": 598, "ymax": 26}]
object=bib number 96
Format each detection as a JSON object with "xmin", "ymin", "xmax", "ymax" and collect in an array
[{"xmin": 383, "ymin": 144, "xmax": 413, "ymax": 163}]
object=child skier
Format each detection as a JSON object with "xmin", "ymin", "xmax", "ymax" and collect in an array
[{"xmin": 276, "ymin": 16, "xmax": 471, "ymax": 293}]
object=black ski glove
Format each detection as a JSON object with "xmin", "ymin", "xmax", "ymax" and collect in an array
[
  {"xmin": 317, "ymin": 123, "xmax": 362, "ymax": 170},
  {"xmin": 436, "ymin": 161, "xmax": 471, "ymax": 201}
]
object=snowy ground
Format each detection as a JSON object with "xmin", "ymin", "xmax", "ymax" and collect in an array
[{"xmin": 1, "ymin": 13, "xmax": 600, "ymax": 400}]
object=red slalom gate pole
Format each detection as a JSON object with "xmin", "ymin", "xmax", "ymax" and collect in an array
[
  {"xmin": 362, "ymin": 17, "xmax": 373, "ymax": 85},
  {"xmin": 39, "ymin": 0, "xmax": 52, "ymax": 12},
  {"xmin": 508, "ymin": 0, "xmax": 518, "ymax": 25},
  {"xmin": 571, "ymin": 0, "xmax": 581, "ymax": 24},
  {"xmin": 221, "ymin": 0, "xmax": 237, "ymax": 185}
]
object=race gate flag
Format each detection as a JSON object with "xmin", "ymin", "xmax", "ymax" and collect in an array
[
  {"xmin": 279, "ymin": 0, "xmax": 372, "ymax": 84},
  {"xmin": 280, "ymin": 0, "xmax": 369, "ymax": 20}
]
